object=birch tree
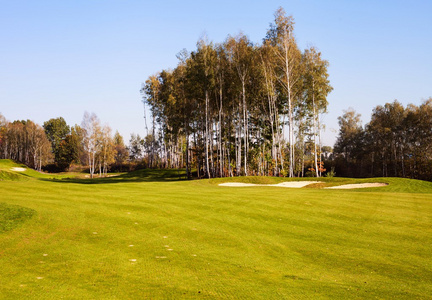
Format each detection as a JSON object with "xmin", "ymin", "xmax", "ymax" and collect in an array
[
  {"xmin": 98, "ymin": 124, "xmax": 116, "ymax": 176},
  {"xmin": 303, "ymin": 46, "xmax": 332, "ymax": 177},
  {"xmin": 266, "ymin": 7, "xmax": 303, "ymax": 177},
  {"xmin": 81, "ymin": 112, "xmax": 102, "ymax": 178},
  {"xmin": 225, "ymin": 34, "xmax": 254, "ymax": 175},
  {"xmin": 259, "ymin": 41, "xmax": 283, "ymax": 176}
]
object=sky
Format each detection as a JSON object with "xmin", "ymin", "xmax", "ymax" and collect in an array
[{"xmin": 1, "ymin": 0, "xmax": 431, "ymax": 146}]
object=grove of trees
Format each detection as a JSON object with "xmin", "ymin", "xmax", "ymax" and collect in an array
[
  {"xmin": 334, "ymin": 99, "xmax": 432, "ymax": 181},
  {"xmin": 140, "ymin": 7, "xmax": 332, "ymax": 178},
  {"xmin": 0, "ymin": 112, "xmax": 128, "ymax": 177},
  {"xmin": 0, "ymin": 117, "xmax": 52, "ymax": 171}
]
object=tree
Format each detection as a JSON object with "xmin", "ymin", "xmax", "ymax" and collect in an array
[
  {"xmin": 113, "ymin": 131, "xmax": 129, "ymax": 166},
  {"xmin": 367, "ymin": 101, "xmax": 406, "ymax": 177},
  {"xmin": 128, "ymin": 133, "xmax": 144, "ymax": 162},
  {"xmin": 97, "ymin": 125, "xmax": 116, "ymax": 176},
  {"xmin": 43, "ymin": 118, "xmax": 69, "ymax": 155},
  {"xmin": 81, "ymin": 112, "xmax": 102, "ymax": 178},
  {"xmin": 225, "ymin": 34, "xmax": 254, "ymax": 175},
  {"xmin": 56, "ymin": 135, "xmax": 79, "ymax": 170},
  {"xmin": 43, "ymin": 117, "xmax": 78, "ymax": 171},
  {"xmin": 334, "ymin": 108, "xmax": 363, "ymax": 162},
  {"xmin": 194, "ymin": 37, "xmax": 217, "ymax": 178},
  {"xmin": 0, "ymin": 113, "xmax": 8, "ymax": 156},
  {"xmin": 266, "ymin": 7, "xmax": 303, "ymax": 177},
  {"xmin": 70, "ymin": 124, "xmax": 86, "ymax": 165},
  {"xmin": 259, "ymin": 41, "xmax": 283, "ymax": 176},
  {"xmin": 303, "ymin": 46, "xmax": 332, "ymax": 177}
]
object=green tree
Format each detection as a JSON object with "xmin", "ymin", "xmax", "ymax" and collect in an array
[
  {"xmin": 113, "ymin": 131, "xmax": 129, "ymax": 166},
  {"xmin": 128, "ymin": 133, "xmax": 144, "ymax": 162},
  {"xmin": 56, "ymin": 135, "xmax": 78, "ymax": 170},
  {"xmin": 334, "ymin": 108, "xmax": 363, "ymax": 163},
  {"xmin": 43, "ymin": 117, "xmax": 72, "ymax": 170}
]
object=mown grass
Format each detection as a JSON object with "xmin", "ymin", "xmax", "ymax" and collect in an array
[
  {"xmin": 0, "ymin": 159, "xmax": 431, "ymax": 299},
  {"xmin": 0, "ymin": 203, "xmax": 36, "ymax": 233}
]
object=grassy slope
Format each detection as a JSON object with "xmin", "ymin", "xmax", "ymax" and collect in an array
[{"xmin": 0, "ymin": 160, "xmax": 431, "ymax": 299}]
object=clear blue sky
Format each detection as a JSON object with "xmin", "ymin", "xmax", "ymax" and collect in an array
[{"xmin": 1, "ymin": 0, "xmax": 431, "ymax": 146}]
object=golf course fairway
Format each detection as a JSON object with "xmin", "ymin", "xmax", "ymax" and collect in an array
[{"xmin": 0, "ymin": 160, "xmax": 431, "ymax": 299}]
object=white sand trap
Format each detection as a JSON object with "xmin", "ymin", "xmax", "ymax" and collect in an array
[
  {"xmin": 219, "ymin": 181, "xmax": 319, "ymax": 188},
  {"xmin": 274, "ymin": 181, "xmax": 319, "ymax": 188},
  {"xmin": 11, "ymin": 167, "xmax": 26, "ymax": 172},
  {"xmin": 325, "ymin": 183, "xmax": 388, "ymax": 189}
]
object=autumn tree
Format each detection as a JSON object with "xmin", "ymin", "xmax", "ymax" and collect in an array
[{"xmin": 0, "ymin": 119, "xmax": 52, "ymax": 170}]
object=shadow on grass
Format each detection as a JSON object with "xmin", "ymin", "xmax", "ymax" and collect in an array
[
  {"xmin": 40, "ymin": 168, "xmax": 190, "ymax": 184},
  {"xmin": 0, "ymin": 203, "xmax": 36, "ymax": 233}
]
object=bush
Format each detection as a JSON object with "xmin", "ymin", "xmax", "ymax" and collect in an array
[{"xmin": 325, "ymin": 167, "xmax": 336, "ymax": 178}]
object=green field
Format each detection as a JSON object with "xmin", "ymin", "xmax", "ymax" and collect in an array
[{"xmin": 0, "ymin": 159, "xmax": 431, "ymax": 299}]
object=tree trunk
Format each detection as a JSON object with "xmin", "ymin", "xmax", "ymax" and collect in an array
[
  {"xmin": 313, "ymin": 87, "xmax": 319, "ymax": 177},
  {"xmin": 205, "ymin": 90, "xmax": 211, "ymax": 178},
  {"xmin": 242, "ymin": 80, "xmax": 248, "ymax": 176}
]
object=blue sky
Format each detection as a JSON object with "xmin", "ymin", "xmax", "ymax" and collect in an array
[{"xmin": 1, "ymin": 0, "xmax": 431, "ymax": 146}]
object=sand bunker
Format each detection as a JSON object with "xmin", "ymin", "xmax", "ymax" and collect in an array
[
  {"xmin": 10, "ymin": 167, "xmax": 26, "ymax": 172},
  {"xmin": 325, "ymin": 183, "xmax": 388, "ymax": 189},
  {"xmin": 219, "ymin": 181, "xmax": 388, "ymax": 189},
  {"xmin": 219, "ymin": 181, "xmax": 319, "ymax": 188}
]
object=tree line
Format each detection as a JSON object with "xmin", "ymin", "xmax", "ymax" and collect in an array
[
  {"xmin": 333, "ymin": 99, "xmax": 432, "ymax": 181},
  {"xmin": 140, "ymin": 7, "xmax": 333, "ymax": 178},
  {"xmin": 0, "ymin": 113, "xmax": 129, "ymax": 177},
  {"xmin": 0, "ymin": 115, "xmax": 51, "ymax": 171}
]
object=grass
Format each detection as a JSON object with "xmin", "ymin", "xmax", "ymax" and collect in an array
[
  {"xmin": 0, "ymin": 159, "xmax": 431, "ymax": 299},
  {"xmin": 0, "ymin": 203, "xmax": 36, "ymax": 233}
]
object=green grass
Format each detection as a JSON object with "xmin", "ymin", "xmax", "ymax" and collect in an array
[
  {"xmin": 0, "ymin": 170, "xmax": 27, "ymax": 181},
  {"xmin": 0, "ymin": 203, "xmax": 36, "ymax": 233},
  {"xmin": 0, "ymin": 159, "xmax": 431, "ymax": 299}
]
